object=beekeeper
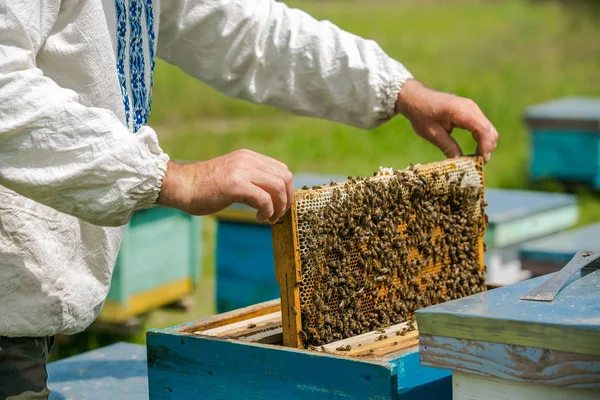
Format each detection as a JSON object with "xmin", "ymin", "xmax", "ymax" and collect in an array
[{"xmin": 0, "ymin": 0, "xmax": 497, "ymax": 397}]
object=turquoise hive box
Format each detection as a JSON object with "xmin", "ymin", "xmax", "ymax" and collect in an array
[
  {"xmin": 525, "ymin": 97, "xmax": 600, "ymax": 189},
  {"xmin": 147, "ymin": 299, "xmax": 452, "ymax": 400},
  {"xmin": 416, "ymin": 267, "xmax": 600, "ymax": 399},
  {"xmin": 214, "ymin": 173, "xmax": 344, "ymax": 313},
  {"xmin": 483, "ymin": 188, "xmax": 578, "ymax": 286},
  {"xmin": 98, "ymin": 206, "xmax": 202, "ymax": 324},
  {"xmin": 520, "ymin": 222, "xmax": 600, "ymax": 277}
]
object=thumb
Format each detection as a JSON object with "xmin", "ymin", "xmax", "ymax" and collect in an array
[{"xmin": 416, "ymin": 123, "xmax": 463, "ymax": 159}]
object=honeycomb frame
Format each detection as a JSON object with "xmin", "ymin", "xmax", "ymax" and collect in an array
[{"xmin": 272, "ymin": 156, "xmax": 486, "ymax": 349}]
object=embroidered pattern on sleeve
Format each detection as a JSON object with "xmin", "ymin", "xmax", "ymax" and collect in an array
[
  {"xmin": 129, "ymin": 0, "xmax": 147, "ymax": 133},
  {"xmin": 115, "ymin": 0, "xmax": 156, "ymax": 134},
  {"xmin": 143, "ymin": 0, "xmax": 156, "ymax": 117},
  {"xmin": 115, "ymin": 0, "xmax": 131, "ymax": 130}
]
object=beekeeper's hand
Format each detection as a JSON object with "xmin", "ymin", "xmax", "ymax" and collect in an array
[
  {"xmin": 157, "ymin": 149, "xmax": 294, "ymax": 224},
  {"xmin": 396, "ymin": 79, "xmax": 498, "ymax": 162}
]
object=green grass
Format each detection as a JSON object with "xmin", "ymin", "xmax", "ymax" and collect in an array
[{"xmin": 53, "ymin": 0, "xmax": 600, "ymax": 356}]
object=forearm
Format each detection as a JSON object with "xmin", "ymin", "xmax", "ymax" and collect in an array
[{"xmin": 158, "ymin": 0, "xmax": 412, "ymax": 129}]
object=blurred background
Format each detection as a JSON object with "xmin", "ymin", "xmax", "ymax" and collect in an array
[{"xmin": 50, "ymin": 0, "xmax": 600, "ymax": 360}]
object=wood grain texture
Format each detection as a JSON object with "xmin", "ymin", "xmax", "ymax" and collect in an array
[
  {"xmin": 416, "ymin": 270, "xmax": 600, "ymax": 356},
  {"xmin": 177, "ymin": 299, "xmax": 280, "ymax": 333},
  {"xmin": 320, "ymin": 321, "xmax": 419, "ymax": 357},
  {"xmin": 272, "ymin": 207, "xmax": 303, "ymax": 348},
  {"xmin": 196, "ymin": 311, "xmax": 281, "ymax": 338},
  {"xmin": 452, "ymin": 371, "xmax": 599, "ymax": 400},
  {"xmin": 420, "ymin": 335, "xmax": 600, "ymax": 389}
]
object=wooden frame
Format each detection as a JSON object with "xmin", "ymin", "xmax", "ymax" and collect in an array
[
  {"xmin": 185, "ymin": 299, "xmax": 420, "ymax": 359},
  {"xmin": 273, "ymin": 156, "xmax": 486, "ymax": 349}
]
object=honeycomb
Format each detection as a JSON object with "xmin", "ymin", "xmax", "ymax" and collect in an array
[{"xmin": 292, "ymin": 157, "xmax": 486, "ymax": 347}]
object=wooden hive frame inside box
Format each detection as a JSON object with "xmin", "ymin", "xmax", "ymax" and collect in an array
[{"xmin": 272, "ymin": 156, "xmax": 487, "ymax": 349}]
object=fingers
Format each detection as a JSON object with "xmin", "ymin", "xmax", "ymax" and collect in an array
[
  {"xmin": 236, "ymin": 183, "xmax": 275, "ymax": 223},
  {"xmin": 250, "ymin": 171, "xmax": 289, "ymax": 224},
  {"xmin": 247, "ymin": 152, "xmax": 294, "ymax": 210},
  {"xmin": 229, "ymin": 149, "xmax": 294, "ymax": 223},
  {"xmin": 450, "ymin": 100, "xmax": 498, "ymax": 162},
  {"xmin": 418, "ymin": 123, "xmax": 463, "ymax": 159}
]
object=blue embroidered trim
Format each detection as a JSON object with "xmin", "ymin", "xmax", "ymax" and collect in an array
[
  {"xmin": 129, "ymin": 0, "xmax": 146, "ymax": 133},
  {"xmin": 143, "ymin": 0, "xmax": 156, "ymax": 117},
  {"xmin": 115, "ymin": 0, "xmax": 130, "ymax": 129},
  {"xmin": 115, "ymin": 0, "xmax": 156, "ymax": 133}
]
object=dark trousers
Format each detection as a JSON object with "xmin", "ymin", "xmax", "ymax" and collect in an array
[{"xmin": 0, "ymin": 336, "xmax": 54, "ymax": 400}]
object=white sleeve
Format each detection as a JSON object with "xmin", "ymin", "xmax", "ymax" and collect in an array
[
  {"xmin": 0, "ymin": 1, "xmax": 169, "ymax": 227},
  {"xmin": 157, "ymin": 0, "xmax": 413, "ymax": 130}
]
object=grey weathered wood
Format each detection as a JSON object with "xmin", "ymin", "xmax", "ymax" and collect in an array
[
  {"xmin": 453, "ymin": 371, "xmax": 599, "ymax": 400},
  {"xmin": 420, "ymin": 334, "xmax": 600, "ymax": 389}
]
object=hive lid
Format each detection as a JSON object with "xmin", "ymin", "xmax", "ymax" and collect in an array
[
  {"xmin": 484, "ymin": 188, "xmax": 577, "ymax": 225},
  {"xmin": 524, "ymin": 97, "xmax": 600, "ymax": 132},
  {"xmin": 520, "ymin": 222, "xmax": 600, "ymax": 264},
  {"xmin": 416, "ymin": 268, "xmax": 600, "ymax": 356}
]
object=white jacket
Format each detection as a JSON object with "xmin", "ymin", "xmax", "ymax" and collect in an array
[{"xmin": 0, "ymin": 0, "xmax": 412, "ymax": 336}]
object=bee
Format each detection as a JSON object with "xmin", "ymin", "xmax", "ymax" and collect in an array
[
  {"xmin": 247, "ymin": 323, "xmax": 257, "ymax": 329},
  {"xmin": 336, "ymin": 345, "xmax": 352, "ymax": 352},
  {"xmin": 291, "ymin": 305, "xmax": 298, "ymax": 316},
  {"xmin": 299, "ymin": 330, "xmax": 308, "ymax": 342}
]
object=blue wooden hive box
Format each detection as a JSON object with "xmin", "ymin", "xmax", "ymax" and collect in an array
[
  {"xmin": 483, "ymin": 188, "xmax": 578, "ymax": 285},
  {"xmin": 147, "ymin": 299, "xmax": 452, "ymax": 400},
  {"xmin": 416, "ymin": 267, "xmax": 600, "ymax": 399},
  {"xmin": 214, "ymin": 173, "xmax": 344, "ymax": 313},
  {"xmin": 520, "ymin": 222, "xmax": 600, "ymax": 277},
  {"xmin": 98, "ymin": 206, "xmax": 202, "ymax": 324},
  {"xmin": 524, "ymin": 96, "xmax": 600, "ymax": 189}
]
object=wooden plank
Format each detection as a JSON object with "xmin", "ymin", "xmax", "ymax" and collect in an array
[
  {"xmin": 345, "ymin": 332, "xmax": 418, "ymax": 358},
  {"xmin": 176, "ymin": 299, "xmax": 280, "ymax": 334},
  {"xmin": 195, "ymin": 312, "xmax": 281, "ymax": 337},
  {"xmin": 238, "ymin": 327, "xmax": 283, "ymax": 344},
  {"xmin": 147, "ymin": 330, "xmax": 398, "ymax": 400},
  {"xmin": 416, "ymin": 270, "xmax": 600, "ymax": 356},
  {"xmin": 319, "ymin": 321, "xmax": 418, "ymax": 356},
  {"xmin": 452, "ymin": 371, "xmax": 599, "ymax": 400},
  {"xmin": 420, "ymin": 334, "xmax": 600, "ymax": 389},
  {"xmin": 272, "ymin": 207, "xmax": 302, "ymax": 348}
]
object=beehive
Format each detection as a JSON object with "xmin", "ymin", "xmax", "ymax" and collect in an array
[{"xmin": 273, "ymin": 156, "xmax": 487, "ymax": 348}]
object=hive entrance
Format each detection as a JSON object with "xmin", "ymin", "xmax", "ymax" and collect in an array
[{"xmin": 273, "ymin": 157, "xmax": 487, "ymax": 348}]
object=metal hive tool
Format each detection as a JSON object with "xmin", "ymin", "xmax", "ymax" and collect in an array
[{"xmin": 272, "ymin": 156, "xmax": 487, "ymax": 349}]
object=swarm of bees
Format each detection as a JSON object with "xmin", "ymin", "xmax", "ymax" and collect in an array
[{"xmin": 294, "ymin": 161, "xmax": 487, "ymax": 348}]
